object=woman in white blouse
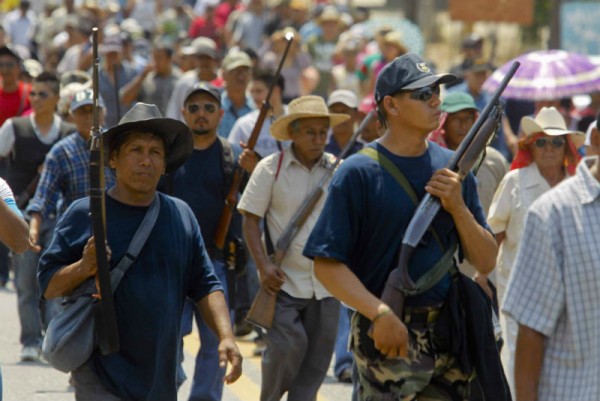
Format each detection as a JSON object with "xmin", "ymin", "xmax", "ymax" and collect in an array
[{"xmin": 486, "ymin": 106, "xmax": 585, "ymax": 395}]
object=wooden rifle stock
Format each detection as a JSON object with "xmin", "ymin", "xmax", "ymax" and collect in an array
[
  {"xmin": 213, "ymin": 33, "xmax": 295, "ymax": 250},
  {"xmin": 377, "ymin": 62, "xmax": 520, "ymax": 326},
  {"xmin": 246, "ymin": 112, "xmax": 376, "ymax": 330},
  {"xmin": 89, "ymin": 27, "xmax": 119, "ymax": 355}
]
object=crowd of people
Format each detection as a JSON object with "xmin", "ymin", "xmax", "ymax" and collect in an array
[{"xmin": 0, "ymin": 1, "xmax": 599, "ymax": 401}]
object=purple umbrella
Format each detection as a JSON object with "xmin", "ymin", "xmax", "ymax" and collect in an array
[{"xmin": 483, "ymin": 50, "xmax": 600, "ymax": 100}]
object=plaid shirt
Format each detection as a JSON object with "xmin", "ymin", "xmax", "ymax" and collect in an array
[
  {"xmin": 27, "ymin": 132, "xmax": 116, "ymax": 219},
  {"xmin": 502, "ymin": 157, "xmax": 600, "ymax": 401}
]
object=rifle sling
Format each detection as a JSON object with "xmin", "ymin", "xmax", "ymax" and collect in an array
[
  {"xmin": 360, "ymin": 146, "xmax": 457, "ymax": 295},
  {"xmin": 360, "ymin": 147, "xmax": 443, "ymax": 248}
]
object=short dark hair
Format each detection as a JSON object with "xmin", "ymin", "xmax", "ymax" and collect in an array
[
  {"xmin": 33, "ymin": 71, "xmax": 60, "ymax": 95},
  {"xmin": 252, "ymin": 69, "xmax": 285, "ymax": 92}
]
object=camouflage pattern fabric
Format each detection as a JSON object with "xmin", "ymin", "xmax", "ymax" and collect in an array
[{"xmin": 350, "ymin": 308, "xmax": 472, "ymax": 401}]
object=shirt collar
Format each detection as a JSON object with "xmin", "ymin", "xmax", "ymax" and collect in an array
[
  {"xmin": 521, "ymin": 163, "xmax": 548, "ymax": 189},
  {"xmin": 576, "ymin": 156, "xmax": 600, "ymax": 204}
]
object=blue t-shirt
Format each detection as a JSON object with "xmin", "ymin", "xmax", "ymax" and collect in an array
[
  {"xmin": 303, "ymin": 141, "xmax": 490, "ymax": 305},
  {"xmin": 167, "ymin": 139, "xmax": 242, "ymax": 251},
  {"xmin": 38, "ymin": 192, "xmax": 222, "ymax": 401}
]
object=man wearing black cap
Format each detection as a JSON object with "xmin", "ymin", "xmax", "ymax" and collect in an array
[
  {"xmin": 38, "ymin": 102, "xmax": 242, "ymax": 400},
  {"xmin": 304, "ymin": 54, "xmax": 501, "ymax": 400},
  {"xmin": 167, "ymin": 82, "xmax": 242, "ymax": 401}
]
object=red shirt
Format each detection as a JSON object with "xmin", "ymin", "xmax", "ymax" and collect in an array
[
  {"xmin": 0, "ymin": 81, "xmax": 31, "ymax": 126},
  {"xmin": 214, "ymin": 2, "xmax": 243, "ymax": 29}
]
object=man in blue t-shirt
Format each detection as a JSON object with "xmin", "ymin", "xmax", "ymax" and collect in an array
[
  {"xmin": 303, "ymin": 54, "xmax": 499, "ymax": 401},
  {"xmin": 168, "ymin": 82, "xmax": 242, "ymax": 401},
  {"xmin": 38, "ymin": 103, "xmax": 242, "ymax": 401}
]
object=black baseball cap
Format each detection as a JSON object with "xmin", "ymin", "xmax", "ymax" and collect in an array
[
  {"xmin": 374, "ymin": 53, "xmax": 456, "ymax": 103},
  {"xmin": 184, "ymin": 82, "xmax": 221, "ymax": 106}
]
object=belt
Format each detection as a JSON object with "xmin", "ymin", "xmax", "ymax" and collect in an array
[{"xmin": 403, "ymin": 304, "xmax": 442, "ymax": 325}]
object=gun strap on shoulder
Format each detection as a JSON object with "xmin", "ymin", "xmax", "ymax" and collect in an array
[
  {"xmin": 218, "ymin": 136, "xmax": 236, "ymax": 193},
  {"xmin": 359, "ymin": 146, "xmax": 443, "ymax": 249},
  {"xmin": 360, "ymin": 146, "xmax": 458, "ymax": 295}
]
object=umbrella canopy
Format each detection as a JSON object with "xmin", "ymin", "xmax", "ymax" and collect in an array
[
  {"xmin": 483, "ymin": 50, "xmax": 600, "ymax": 100},
  {"xmin": 351, "ymin": 17, "xmax": 425, "ymax": 56}
]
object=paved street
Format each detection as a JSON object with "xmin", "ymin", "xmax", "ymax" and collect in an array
[{"xmin": 0, "ymin": 284, "xmax": 352, "ymax": 401}]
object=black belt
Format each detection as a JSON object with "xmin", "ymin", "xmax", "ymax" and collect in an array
[{"xmin": 403, "ymin": 304, "xmax": 442, "ymax": 325}]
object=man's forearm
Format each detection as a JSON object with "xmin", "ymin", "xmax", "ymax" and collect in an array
[
  {"xmin": 314, "ymin": 257, "xmax": 390, "ymax": 321},
  {"xmin": 242, "ymin": 214, "xmax": 269, "ymax": 274},
  {"xmin": 44, "ymin": 260, "xmax": 92, "ymax": 299},
  {"xmin": 515, "ymin": 324, "xmax": 545, "ymax": 401},
  {"xmin": 196, "ymin": 290, "xmax": 235, "ymax": 340},
  {"xmin": 0, "ymin": 200, "xmax": 29, "ymax": 253},
  {"xmin": 451, "ymin": 205, "xmax": 498, "ymax": 274}
]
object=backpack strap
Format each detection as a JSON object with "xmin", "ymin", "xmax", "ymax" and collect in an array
[
  {"xmin": 109, "ymin": 194, "xmax": 161, "ymax": 290},
  {"xmin": 218, "ymin": 136, "xmax": 235, "ymax": 193}
]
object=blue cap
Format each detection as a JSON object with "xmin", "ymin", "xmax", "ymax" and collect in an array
[
  {"xmin": 184, "ymin": 82, "xmax": 221, "ymax": 106},
  {"xmin": 374, "ymin": 53, "xmax": 456, "ymax": 103}
]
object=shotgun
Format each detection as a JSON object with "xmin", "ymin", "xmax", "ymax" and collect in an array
[
  {"xmin": 89, "ymin": 27, "xmax": 119, "ymax": 355},
  {"xmin": 246, "ymin": 111, "xmax": 377, "ymax": 330},
  {"xmin": 213, "ymin": 32, "xmax": 295, "ymax": 251},
  {"xmin": 377, "ymin": 61, "xmax": 520, "ymax": 325}
]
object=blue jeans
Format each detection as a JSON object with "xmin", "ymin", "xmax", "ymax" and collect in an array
[
  {"xmin": 182, "ymin": 259, "xmax": 232, "ymax": 401},
  {"xmin": 13, "ymin": 219, "xmax": 60, "ymax": 347},
  {"xmin": 334, "ymin": 305, "xmax": 353, "ymax": 378}
]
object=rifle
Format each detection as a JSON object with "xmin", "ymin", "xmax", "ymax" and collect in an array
[
  {"xmin": 213, "ymin": 31, "xmax": 295, "ymax": 251},
  {"xmin": 246, "ymin": 111, "xmax": 377, "ymax": 330},
  {"xmin": 89, "ymin": 27, "xmax": 119, "ymax": 355},
  {"xmin": 377, "ymin": 61, "xmax": 520, "ymax": 327}
]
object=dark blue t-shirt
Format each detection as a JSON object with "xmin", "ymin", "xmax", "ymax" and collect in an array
[
  {"xmin": 167, "ymin": 139, "xmax": 241, "ymax": 252},
  {"xmin": 303, "ymin": 141, "xmax": 490, "ymax": 305},
  {"xmin": 38, "ymin": 192, "xmax": 222, "ymax": 401}
]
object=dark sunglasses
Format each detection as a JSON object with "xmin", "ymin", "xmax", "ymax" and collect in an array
[
  {"xmin": 534, "ymin": 137, "xmax": 566, "ymax": 149},
  {"xmin": 405, "ymin": 85, "xmax": 441, "ymax": 102},
  {"xmin": 29, "ymin": 91, "xmax": 50, "ymax": 99},
  {"xmin": 186, "ymin": 103, "xmax": 217, "ymax": 114}
]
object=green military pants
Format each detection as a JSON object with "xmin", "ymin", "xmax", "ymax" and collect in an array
[{"xmin": 350, "ymin": 307, "xmax": 472, "ymax": 401}]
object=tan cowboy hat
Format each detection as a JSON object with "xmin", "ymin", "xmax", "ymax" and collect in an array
[
  {"xmin": 271, "ymin": 96, "xmax": 350, "ymax": 141},
  {"xmin": 521, "ymin": 106, "xmax": 585, "ymax": 148}
]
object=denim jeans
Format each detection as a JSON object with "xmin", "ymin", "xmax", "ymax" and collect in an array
[
  {"xmin": 13, "ymin": 218, "xmax": 60, "ymax": 347},
  {"xmin": 182, "ymin": 259, "xmax": 233, "ymax": 401}
]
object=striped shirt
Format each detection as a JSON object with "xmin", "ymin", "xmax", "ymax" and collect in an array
[
  {"xmin": 27, "ymin": 132, "xmax": 116, "ymax": 219},
  {"xmin": 502, "ymin": 156, "xmax": 600, "ymax": 401}
]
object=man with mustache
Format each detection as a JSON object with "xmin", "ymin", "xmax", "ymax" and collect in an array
[{"xmin": 169, "ymin": 82, "xmax": 242, "ymax": 401}]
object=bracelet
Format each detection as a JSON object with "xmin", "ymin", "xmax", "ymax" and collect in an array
[{"xmin": 371, "ymin": 307, "xmax": 392, "ymax": 325}]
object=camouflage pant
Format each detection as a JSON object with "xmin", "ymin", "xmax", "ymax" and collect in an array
[{"xmin": 350, "ymin": 307, "xmax": 472, "ymax": 401}]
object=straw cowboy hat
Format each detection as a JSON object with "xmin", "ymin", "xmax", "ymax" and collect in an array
[
  {"xmin": 270, "ymin": 96, "xmax": 350, "ymax": 141},
  {"xmin": 103, "ymin": 103, "xmax": 193, "ymax": 173},
  {"xmin": 521, "ymin": 106, "xmax": 585, "ymax": 148}
]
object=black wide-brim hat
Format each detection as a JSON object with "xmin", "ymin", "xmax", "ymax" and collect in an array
[{"xmin": 103, "ymin": 103, "xmax": 193, "ymax": 173}]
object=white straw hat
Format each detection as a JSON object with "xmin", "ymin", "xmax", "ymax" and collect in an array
[
  {"xmin": 521, "ymin": 107, "xmax": 585, "ymax": 148},
  {"xmin": 270, "ymin": 96, "xmax": 350, "ymax": 141}
]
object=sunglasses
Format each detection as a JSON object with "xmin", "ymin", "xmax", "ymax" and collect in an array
[
  {"xmin": 29, "ymin": 91, "xmax": 50, "ymax": 99},
  {"xmin": 404, "ymin": 85, "xmax": 441, "ymax": 102},
  {"xmin": 534, "ymin": 137, "xmax": 566, "ymax": 149},
  {"xmin": 186, "ymin": 103, "xmax": 218, "ymax": 114}
]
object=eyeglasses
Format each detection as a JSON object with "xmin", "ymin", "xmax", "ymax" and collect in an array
[
  {"xmin": 0, "ymin": 61, "xmax": 17, "ymax": 69},
  {"xmin": 534, "ymin": 137, "xmax": 566, "ymax": 149},
  {"xmin": 404, "ymin": 85, "xmax": 441, "ymax": 102},
  {"xmin": 186, "ymin": 103, "xmax": 218, "ymax": 114},
  {"xmin": 29, "ymin": 91, "xmax": 50, "ymax": 99}
]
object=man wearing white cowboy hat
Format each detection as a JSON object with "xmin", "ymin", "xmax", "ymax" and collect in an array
[
  {"xmin": 488, "ymin": 106, "xmax": 584, "ymax": 396},
  {"xmin": 38, "ymin": 103, "xmax": 242, "ymax": 400},
  {"xmin": 238, "ymin": 95, "xmax": 348, "ymax": 401},
  {"xmin": 502, "ymin": 112, "xmax": 600, "ymax": 401}
]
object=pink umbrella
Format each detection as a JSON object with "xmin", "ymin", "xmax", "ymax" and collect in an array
[{"xmin": 483, "ymin": 49, "xmax": 600, "ymax": 100}]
